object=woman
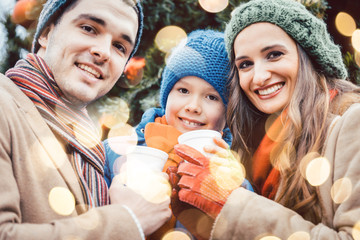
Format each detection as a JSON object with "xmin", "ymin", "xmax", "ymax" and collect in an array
[{"xmin": 171, "ymin": 0, "xmax": 360, "ymax": 239}]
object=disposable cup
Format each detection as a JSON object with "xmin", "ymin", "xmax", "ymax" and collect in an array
[
  {"xmin": 124, "ymin": 146, "xmax": 168, "ymax": 187},
  {"xmin": 178, "ymin": 129, "xmax": 221, "ymax": 157}
]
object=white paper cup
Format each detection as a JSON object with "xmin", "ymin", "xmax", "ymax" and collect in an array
[
  {"xmin": 126, "ymin": 146, "xmax": 168, "ymax": 171},
  {"xmin": 123, "ymin": 146, "xmax": 170, "ymax": 203},
  {"xmin": 178, "ymin": 129, "xmax": 221, "ymax": 157},
  {"xmin": 124, "ymin": 146, "xmax": 168, "ymax": 184}
]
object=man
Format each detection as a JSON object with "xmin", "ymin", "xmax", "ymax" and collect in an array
[{"xmin": 0, "ymin": 0, "xmax": 171, "ymax": 239}]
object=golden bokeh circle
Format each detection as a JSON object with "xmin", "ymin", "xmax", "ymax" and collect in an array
[
  {"xmin": 198, "ymin": 0, "xmax": 229, "ymax": 13},
  {"xmin": 355, "ymin": 51, "xmax": 360, "ymax": 68},
  {"xmin": 162, "ymin": 230, "xmax": 191, "ymax": 240},
  {"xmin": 48, "ymin": 187, "xmax": 75, "ymax": 216},
  {"xmin": 287, "ymin": 231, "xmax": 310, "ymax": 240},
  {"xmin": 155, "ymin": 26, "xmax": 187, "ymax": 53},
  {"xmin": 335, "ymin": 12, "xmax": 356, "ymax": 37},
  {"xmin": 331, "ymin": 177, "xmax": 352, "ymax": 204},
  {"xmin": 353, "ymin": 221, "xmax": 360, "ymax": 240},
  {"xmin": 352, "ymin": 29, "xmax": 360, "ymax": 52},
  {"xmin": 305, "ymin": 157, "xmax": 330, "ymax": 186}
]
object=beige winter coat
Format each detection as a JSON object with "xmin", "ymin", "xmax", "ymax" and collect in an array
[
  {"xmin": 212, "ymin": 101, "xmax": 360, "ymax": 239},
  {"xmin": 0, "ymin": 74, "xmax": 143, "ymax": 239}
]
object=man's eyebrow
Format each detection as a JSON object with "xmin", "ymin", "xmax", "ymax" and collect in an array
[
  {"xmin": 121, "ymin": 33, "xmax": 134, "ymax": 47},
  {"xmin": 73, "ymin": 14, "xmax": 106, "ymax": 26},
  {"xmin": 72, "ymin": 14, "xmax": 134, "ymax": 47}
]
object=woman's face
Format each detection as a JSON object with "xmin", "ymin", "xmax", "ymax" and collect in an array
[{"xmin": 233, "ymin": 22, "xmax": 299, "ymax": 114}]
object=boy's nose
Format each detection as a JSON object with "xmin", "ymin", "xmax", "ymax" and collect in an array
[{"xmin": 185, "ymin": 99, "xmax": 202, "ymax": 114}]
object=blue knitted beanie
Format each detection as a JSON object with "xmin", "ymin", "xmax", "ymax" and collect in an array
[
  {"xmin": 160, "ymin": 29, "xmax": 231, "ymax": 108},
  {"xmin": 225, "ymin": 0, "xmax": 348, "ymax": 79},
  {"xmin": 31, "ymin": 0, "xmax": 143, "ymax": 60}
]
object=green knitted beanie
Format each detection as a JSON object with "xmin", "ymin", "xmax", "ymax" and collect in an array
[{"xmin": 225, "ymin": 0, "xmax": 348, "ymax": 79}]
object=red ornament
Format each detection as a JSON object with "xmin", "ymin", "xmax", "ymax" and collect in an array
[{"xmin": 11, "ymin": 0, "xmax": 37, "ymax": 28}]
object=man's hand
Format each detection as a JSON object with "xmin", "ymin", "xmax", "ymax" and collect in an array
[{"xmin": 109, "ymin": 174, "xmax": 172, "ymax": 236}]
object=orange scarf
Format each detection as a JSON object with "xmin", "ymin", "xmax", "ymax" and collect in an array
[
  {"xmin": 252, "ymin": 112, "xmax": 286, "ymax": 199},
  {"xmin": 252, "ymin": 90, "xmax": 338, "ymax": 199}
]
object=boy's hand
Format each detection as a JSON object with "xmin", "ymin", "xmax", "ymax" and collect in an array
[{"xmin": 173, "ymin": 144, "xmax": 246, "ymax": 219}]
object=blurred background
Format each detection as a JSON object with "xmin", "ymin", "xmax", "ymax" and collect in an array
[{"xmin": 0, "ymin": 0, "xmax": 359, "ymax": 139}]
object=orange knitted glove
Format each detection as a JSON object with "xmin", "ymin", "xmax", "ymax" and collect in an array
[
  {"xmin": 174, "ymin": 144, "xmax": 245, "ymax": 219},
  {"xmin": 166, "ymin": 166, "xmax": 213, "ymax": 240}
]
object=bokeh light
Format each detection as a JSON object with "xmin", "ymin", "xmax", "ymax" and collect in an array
[
  {"xmin": 305, "ymin": 157, "xmax": 330, "ymax": 186},
  {"xmin": 107, "ymin": 123, "xmax": 138, "ymax": 155},
  {"xmin": 176, "ymin": 208, "xmax": 213, "ymax": 239},
  {"xmin": 269, "ymin": 141, "xmax": 294, "ymax": 171},
  {"xmin": 259, "ymin": 236, "xmax": 281, "ymax": 240},
  {"xmin": 265, "ymin": 113, "xmax": 282, "ymax": 141},
  {"xmin": 155, "ymin": 26, "xmax": 187, "ymax": 53},
  {"xmin": 126, "ymin": 172, "xmax": 171, "ymax": 203},
  {"xmin": 335, "ymin": 12, "xmax": 356, "ymax": 37},
  {"xmin": 287, "ymin": 231, "xmax": 310, "ymax": 240},
  {"xmin": 352, "ymin": 29, "xmax": 360, "ymax": 52},
  {"xmin": 299, "ymin": 152, "xmax": 320, "ymax": 178},
  {"xmin": 34, "ymin": 137, "xmax": 66, "ymax": 169},
  {"xmin": 206, "ymin": 149, "xmax": 245, "ymax": 191},
  {"xmin": 355, "ymin": 51, "xmax": 360, "ymax": 68},
  {"xmin": 98, "ymin": 97, "xmax": 130, "ymax": 129},
  {"xmin": 48, "ymin": 187, "xmax": 75, "ymax": 216},
  {"xmin": 353, "ymin": 221, "xmax": 360, "ymax": 240},
  {"xmin": 331, "ymin": 177, "xmax": 352, "ymax": 204},
  {"xmin": 73, "ymin": 122, "xmax": 102, "ymax": 149},
  {"xmin": 107, "ymin": 122, "xmax": 136, "ymax": 138},
  {"xmin": 162, "ymin": 230, "xmax": 191, "ymax": 240},
  {"xmin": 198, "ymin": 0, "xmax": 229, "ymax": 13}
]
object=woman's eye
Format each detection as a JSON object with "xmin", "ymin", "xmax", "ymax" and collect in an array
[
  {"xmin": 238, "ymin": 60, "xmax": 252, "ymax": 70},
  {"xmin": 268, "ymin": 51, "xmax": 283, "ymax": 59},
  {"xmin": 178, "ymin": 88, "xmax": 189, "ymax": 94}
]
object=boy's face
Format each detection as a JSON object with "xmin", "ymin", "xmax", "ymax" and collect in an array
[
  {"xmin": 165, "ymin": 76, "xmax": 226, "ymax": 133},
  {"xmin": 37, "ymin": 0, "xmax": 138, "ymax": 107}
]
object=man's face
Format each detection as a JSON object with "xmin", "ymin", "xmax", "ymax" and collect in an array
[{"xmin": 38, "ymin": 0, "xmax": 138, "ymax": 107}]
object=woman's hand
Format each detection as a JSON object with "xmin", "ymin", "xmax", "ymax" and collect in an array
[{"xmin": 173, "ymin": 142, "xmax": 246, "ymax": 219}]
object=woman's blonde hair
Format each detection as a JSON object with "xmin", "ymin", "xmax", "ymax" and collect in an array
[{"xmin": 227, "ymin": 44, "xmax": 360, "ymax": 223}]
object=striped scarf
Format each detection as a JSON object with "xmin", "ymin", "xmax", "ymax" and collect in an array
[{"xmin": 6, "ymin": 53, "xmax": 109, "ymax": 207}]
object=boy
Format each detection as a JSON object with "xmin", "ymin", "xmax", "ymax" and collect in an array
[{"xmin": 104, "ymin": 29, "xmax": 232, "ymax": 239}]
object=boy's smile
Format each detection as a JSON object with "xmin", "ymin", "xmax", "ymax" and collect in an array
[{"xmin": 165, "ymin": 76, "xmax": 226, "ymax": 133}]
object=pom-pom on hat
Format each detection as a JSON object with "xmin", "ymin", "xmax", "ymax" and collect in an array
[
  {"xmin": 160, "ymin": 29, "xmax": 231, "ymax": 108},
  {"xmin": 225, "ymin": 0, "xmax": 348, "ymax": 79},
  {"xmin": 32, "ymin": 0, "xmax": 143, "ymax": 60}
]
